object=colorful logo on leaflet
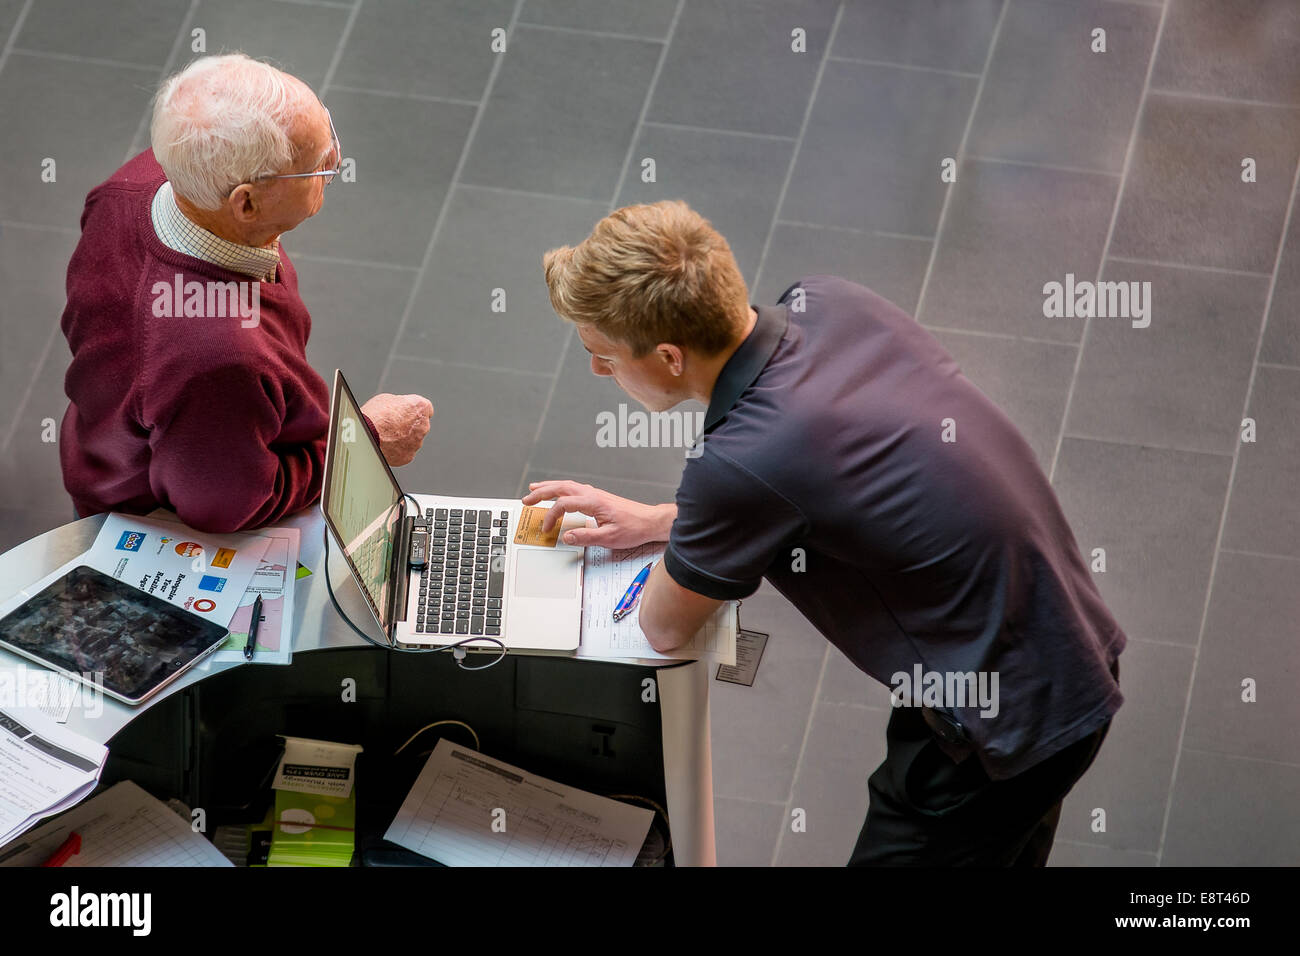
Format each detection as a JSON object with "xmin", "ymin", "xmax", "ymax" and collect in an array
[
  {"xmin": 192, "ymin": 599, "xmax": 216, "ymax": 613},
  {"xmin": 116, "ymin": 531, "xmax": 146, "ymax": 551},
  {"xmin": 174, "ymin": 541, "xmax": 203, "ymax": 558},
  {"xmin": 198, "ymin": 575, "xmax": 226, "ymax": 592}
]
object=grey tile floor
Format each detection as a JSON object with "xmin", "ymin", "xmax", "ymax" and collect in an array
[{"xmin": 0, "ymin": 0, "xmax": 1296, "ymax": 866}]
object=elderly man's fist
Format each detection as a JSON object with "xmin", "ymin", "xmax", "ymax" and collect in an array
[{"xmin": 361, "ymin": 392, "xmax": 434, "ymax": 467}]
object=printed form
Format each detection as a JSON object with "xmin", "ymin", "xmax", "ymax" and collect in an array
[
  {"xmin": 578, "ymin": 543, "xmax": 737, "ymax": 666},
  {"xmin": 0, "ymin": 780, "xmax": 231, "ymax": 867},
  {"xmin": 386, "ymin": 739, "xmax": 653, "ymax": 867},
  {"xmin": 0, "ymin": 707, "xmax": 107, "ymax": 849}
]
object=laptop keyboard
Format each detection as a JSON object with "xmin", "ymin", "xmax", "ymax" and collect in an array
[{"xmin": 415, "ymin": 507, "xmax": 508, "ymax": 636}]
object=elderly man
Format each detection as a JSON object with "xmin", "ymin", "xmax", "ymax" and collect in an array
[
  {"xmin": 60, "ymin": 53, "xmax": 432, "ymax": 532},
  {"xmin": 526, "ymin": 200, "xmax": 1125, "ymax": 866}
]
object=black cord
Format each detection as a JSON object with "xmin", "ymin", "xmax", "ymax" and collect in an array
[{"xmin": 321, "ymin": 496, "xmax": 507, "ymax": 670}]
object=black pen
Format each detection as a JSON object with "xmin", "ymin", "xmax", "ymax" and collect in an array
[{"xmin": 244, "ymin": 594, "xmax": 263, "ymax": 661}]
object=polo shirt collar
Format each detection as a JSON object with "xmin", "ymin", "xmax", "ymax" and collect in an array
[{"xmin": 703, "ymin": 303, "xmax": 789, "ymax": 431}]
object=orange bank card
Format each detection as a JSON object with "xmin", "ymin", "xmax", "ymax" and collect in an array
[{"xmin": 513, "ymin": 506, "xmax": 563, "ymax": 547}]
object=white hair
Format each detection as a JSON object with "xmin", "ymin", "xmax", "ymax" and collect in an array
[{"xmin": 150, "ymin": 53, "xmax": 315, "ymax": 210}]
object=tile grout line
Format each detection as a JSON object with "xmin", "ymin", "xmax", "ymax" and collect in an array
[
  {"xmin": 289, "ymin": 251, "xmax": 419, "ymax": 271},
  {"xmin": 9, "ymin": 47, "xmax": 158, "ymax": 72},
  {"xmin": 765, "ymin": 5, "xmax": 846, "ymax": 868},
  {"xmin": 920, "ymin": 322, "xmax": 1078, "ymax": 348},
  {"xmin": 0, "ymin": 219, "xmax": 78, "ymax": 234},
  {"xmin": 641, "ymin": 118, "xmax": 797, "ymax": 142},
  {"xmin": 770, "ymin": 643, "xmax": 831, "ymax": 867},
  {"xmin": 1147, "ymin": 86, "xmax": 1300, "ymax": 111},
  {"xmin": 1054, "ymin": 432, "xmax": 1233, "ymax": 457},
  {"xmin": 826, "ymin": 54, "xmax": 979, "ymax": 78},
  {"xmin": 752, "ymin": 4, "xmax": 845, "ymax": 299},
  {"xmin": 1179, "ymin": 746, "xmax": 1300, "ymax": 770},
  {"xmin": 122, "ymin": 0, "xmax": 201, "ymax": 158},
  {"xmin": 771, "ymin": 0, "xmax": 992, "ymax": 865},
  {"xmin": 452, "ymin": 181, "xmax": 607, "ymax": 205},
  {"xmin": 512, "ymin": 20, "xmax": 667, "ymax": 45},
  {"xmin": 907, "ymin": 0, "xmax": 1009, "ymax": 335},
  {"xmin": 1, "ymin": 0, "xmax": 201, "ymax": 456},
  {"xmin": 1047, "ymin": 0, "xmax": 1169, "ymax": 486},
  {"xmin": 514, "ymin": 0, "xmax": 689, "ymax": 499},
  {"xmin": 0, "ymin": 0, "xmax": 34, "ymax": 81},
  {"xmin": 318, "ymin": 0, "xmax": 365, "ymax": 93},
  {"xmin": 377, "ymin": 0, "xmax": 526, "ymax": 396},
  {"xmin": 776, "ymin": 217, "xmax": 933, "ymax": 241},
  {"xmin": 398, "ymin": 353, "xmax": 555, "ymax": 379},
  {"xmin": 1155, "ymin": 142, "xmax": 1300, "ymax": 867},
  {"xmin": 329, "ymin": 83, "xmax": 479, "ymax": 107},
  {"xmin": 965, "ymin": 153, "xmax": 1120, "ymax": 178},
  {"xmin": 1219, "ymin": 546, "xmax": 1300, "ymax": 563},
  {"xmin": 1107, "ymin": 253, "xmax": 1272, "ymax": 278}
]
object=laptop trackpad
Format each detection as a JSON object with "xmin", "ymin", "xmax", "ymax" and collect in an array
[{"xmin": 513, "ymin": 548, "xmax": 580, "ymax": 599}]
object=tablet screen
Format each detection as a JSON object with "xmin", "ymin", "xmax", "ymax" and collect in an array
[{"xmin": 0, "ymin": 565, "xmax": 230, "ymax": 703}]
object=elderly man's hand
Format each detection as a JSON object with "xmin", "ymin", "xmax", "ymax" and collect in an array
[{"xmin": 361, "ymin": 393, "xmax": 434, "ymax": 467}]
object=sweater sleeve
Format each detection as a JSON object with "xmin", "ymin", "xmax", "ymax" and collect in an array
[{"xmin": 145, "ymin": 364, "xmax": 326, "ymax": 532}]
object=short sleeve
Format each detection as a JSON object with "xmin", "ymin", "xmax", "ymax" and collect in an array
[{"xmin": 665, "ymin": 448, "xmax": 808, "ymax": 600}]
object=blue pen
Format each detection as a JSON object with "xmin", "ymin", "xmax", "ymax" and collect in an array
[{"xmin": 613, "ymin": 561, "xmax": 655, "ymax": 622}]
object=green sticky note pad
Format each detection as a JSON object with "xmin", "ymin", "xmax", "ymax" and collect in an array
[{"xmin": 296, "ymin": 562, "xmax": 312, "ymax": 579}]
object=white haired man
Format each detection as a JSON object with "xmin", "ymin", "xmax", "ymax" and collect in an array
[{"xmin": 60, "ymin": 53, "xmax": 432, "ymax": 532}]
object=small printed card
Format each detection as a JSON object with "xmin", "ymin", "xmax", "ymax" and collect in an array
[{"xmin": 514, "ymin": 505, "xmax": 563, "ymax": 547}]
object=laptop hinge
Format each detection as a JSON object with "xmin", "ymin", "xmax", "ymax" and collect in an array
[{"xmin": 388, "ymin": 513, "xmax": 419, "ymax": 639}]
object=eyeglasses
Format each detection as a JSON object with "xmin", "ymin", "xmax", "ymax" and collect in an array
[{"xmin": 248, "ymin": 107, "xmax": 342, "ymax": 187}]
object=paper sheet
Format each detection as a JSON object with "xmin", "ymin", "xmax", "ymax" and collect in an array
[
  {"xmin": 0, "ymin": 707, "xmax": 107, "ymax": 850},
  {"xmin": 210, "ymin": 526, "xmax": 299, "ymax": 666},
  {"xmin": 385, "ymin": 739, "xmax": 653, "ymax": 867},
  {"xmin": 83, "ymin": 513, "xmax": 271, "ymax": 629},
  {"xmin": 577, "ymin": 543, "xmax": 737, "ymax": 665},
  {"xmin": 0, "ymin": 780, "xmax": 231, "ymax": 867}
]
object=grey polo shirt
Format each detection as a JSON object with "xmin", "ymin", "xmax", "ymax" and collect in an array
[{"xmin": 664, "ymin": 274, "xmax": 1125, "ymax": 780}]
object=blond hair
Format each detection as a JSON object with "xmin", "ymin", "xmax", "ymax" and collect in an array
[{"xmin": 542, "ymin": 200, "xmax": 750, "ymax": 356}]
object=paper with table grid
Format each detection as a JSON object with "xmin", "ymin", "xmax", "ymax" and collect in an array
[
  {"xmin": 385, "ymin": 739, "xmax": 653, "ymax": 867},
  {"xmin": 577, "ymin": 543, "xmax": 738, "ymax": 666},
  {"xmin": 0, "ymin": 780, "xmax": 231, "ymax": 867}
]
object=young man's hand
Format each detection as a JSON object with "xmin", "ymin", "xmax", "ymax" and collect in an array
[
  {"xmin": 361, "ymin": 393, "xmax": 434, "ymax": 467},
  {"xmin": 521, "ymin": 479, "xmax": 675, "ymax": 549}
]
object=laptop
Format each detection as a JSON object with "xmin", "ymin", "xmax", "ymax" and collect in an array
[{"xmin": 320, "ymin": 369, "xmax": 585, "ymax": 650}]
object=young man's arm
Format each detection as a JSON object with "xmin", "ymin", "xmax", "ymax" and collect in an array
[{"xmin": 637, "ymin": 561, "xmax": 724, "ymax": 653}]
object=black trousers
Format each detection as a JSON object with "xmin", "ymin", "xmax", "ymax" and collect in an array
[{"xmin": 848, "ymin": 663, "xmax": 1117, "ymax": 866}]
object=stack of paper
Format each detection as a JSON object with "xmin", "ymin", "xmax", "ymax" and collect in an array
[
  {"xmin": 266, "ymin": 736, "xmax": 361, "ymax": 867},
  {"xmin": 0, "ymin": 780, "xmax": 231, "ymax": 866},
  {"xmin": 267, "ymin": 789, "xmax": 356, "ymax": 867},
  {"xmin": 0, "ymin": 707, "xmax": 108, "ymax": 850}
]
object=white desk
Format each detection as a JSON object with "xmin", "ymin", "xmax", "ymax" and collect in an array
[{"xmin": 0, "ymin": 508, "xmax": 716, "ymax": 865}]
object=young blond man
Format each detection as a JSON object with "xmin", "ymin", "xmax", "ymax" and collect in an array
[{"xmin": 526, "ymin": 199, "xmax": 1124, "ymax": 866}]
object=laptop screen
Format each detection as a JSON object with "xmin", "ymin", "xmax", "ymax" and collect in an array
[{"xmin": 322, "ymin": 372, "xmax": 405, "ymax": 632}]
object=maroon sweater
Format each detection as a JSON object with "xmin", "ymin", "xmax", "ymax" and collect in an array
[{"xmin": 61, "ymin": 151, "xmax": 348, "ymax": 532}]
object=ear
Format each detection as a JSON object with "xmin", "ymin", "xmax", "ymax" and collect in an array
[
  {"xmin": 657, "ymin": 343, "xmax": 686, "ymax": 376},
  {"xmin": 227, "ymin": 184, "xmax": 259, "ymax": 223}
]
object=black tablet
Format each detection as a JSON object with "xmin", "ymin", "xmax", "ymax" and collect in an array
[{"xmin": 0, "ymin": 565, "xmax": 230, "ymax": 705}]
